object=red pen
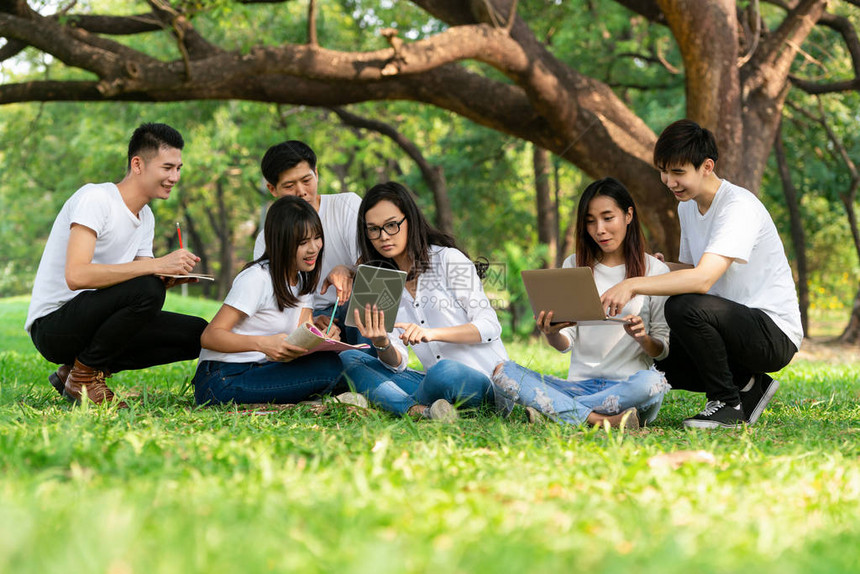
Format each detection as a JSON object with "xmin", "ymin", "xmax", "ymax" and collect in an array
[{"xmin": 176, "ymin": 222, "xmax": 183, "ymax": 249}]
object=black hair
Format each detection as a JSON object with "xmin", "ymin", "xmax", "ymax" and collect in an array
[
  {"xmin": 653, "ymin": 119, "xmax": 719, "ymax": 171},
  {"xmin": 261, "ymin": 140, "xmax": 318, "ymax": 186},
  {"xmin": 357, "ymin": 182, "xmax": 460, "ymax": 281},
  {"xmin": 245, "ymin": 196, "xmax": 324, "ymax": 310},
  {"xmin": 127, "ymin": 123, "xmax": 184, "ymax": 170},
  {"xmin": 575, "ymin": 177, "xmax": 647, "ymax": 280}
]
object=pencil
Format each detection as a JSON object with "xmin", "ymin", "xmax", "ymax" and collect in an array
[
  {"xmin": 176, "ymin": 222, "xmax": 183, "ymax": 249},
  {"xmin": 326, "ymin": 298, "xmax": 339, "ymax": 336}
]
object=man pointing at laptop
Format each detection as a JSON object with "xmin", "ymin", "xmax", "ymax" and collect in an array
[{"xmin": 600, "ymin": 120, "xmax": 802, "ymax": 429}]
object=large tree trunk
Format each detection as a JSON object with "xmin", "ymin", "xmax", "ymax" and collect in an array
[
  {"xmin": 838, "ymin": 183, "xmax": 860, "ymax": 344},
  {"xmin": 774, "ymin": 122, "xmax": 809, "ymax": 335},
  {"xmin": 838, "ymin": 286, "xmax": 860, "ymax": 344}
]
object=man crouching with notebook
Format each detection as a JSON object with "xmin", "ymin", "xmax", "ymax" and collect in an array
[{"xmin": 25, "ymin": 123, "xmax": 208, "ymax": 407}]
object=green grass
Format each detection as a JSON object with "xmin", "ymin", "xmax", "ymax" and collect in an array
[{"xmin": 1, "ymin": 296, "xmax": 859, "ymax": 573}]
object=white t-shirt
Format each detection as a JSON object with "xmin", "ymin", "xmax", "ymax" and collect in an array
[
  {"xmin": 25, "ymin": 182, "xmax": 155, "ymax": 332},
  {"xmin": 199, "ymin": 263, "xmax": 312, "ymax": 364},
  {"xmin": 558, "ymin": 254, "xmax": 670, "ymax": 382},
  {"xmin": 382, "ymin": 246, "xmax": 509, "ymax": 378},
  {"xmin": 678, "ymin": 179, "xmax": 803, "ymax": 350},
  {"xmin": 254, "ymin": 192, "xmax": 361, "ymax": 310}
]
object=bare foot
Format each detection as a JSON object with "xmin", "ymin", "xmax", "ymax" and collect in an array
[
  {"xmin": 407, "ymin": 404, "xmax": 428, "ymax": 418},
  {"xmin": 588, "ymin": 407, "xmax": 640, "ymax": 430}
]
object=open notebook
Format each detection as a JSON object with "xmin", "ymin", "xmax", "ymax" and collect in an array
[{"xmin": 283, "ymin": 321, "xmax": 369, "ymax": 362}]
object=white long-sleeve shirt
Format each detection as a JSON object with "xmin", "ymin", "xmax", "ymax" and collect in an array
[
  {"xmin": 383, "ymin": 246, "xmax": 508, "ymax": 377},
  {"xmin": 558, "ymin": 254, "xmax": 670, "ymax": 382}
]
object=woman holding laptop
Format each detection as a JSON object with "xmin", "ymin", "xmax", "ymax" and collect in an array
[
  {"xmin": 338, "ymin": 182, "xmax": 508, "ymax": 421},
  {"xmin": 492, "ymin": 178, "xmax": 671, "ymax": 428}
]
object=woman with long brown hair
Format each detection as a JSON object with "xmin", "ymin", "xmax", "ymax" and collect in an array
[{"xmin": 493, "ymin": 177, "xmax": 671, "ymax": 428}]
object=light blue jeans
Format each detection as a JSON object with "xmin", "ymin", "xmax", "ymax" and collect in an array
[
  {"xmin": 339, "ymin": 350, "xmax": 494, "ymax": 415},
  {"xmin": 492, "ymin": 361, "xmax": 670, "ymax": 426}
]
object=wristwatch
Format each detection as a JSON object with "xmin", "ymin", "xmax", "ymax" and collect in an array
[{"xmin": 373, "ymin": 340, "xmax": 391, "ymax": 352}]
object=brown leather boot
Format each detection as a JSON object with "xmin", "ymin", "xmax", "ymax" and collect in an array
[
  {"xmin": 63, "ymin": 359, "xmax": 127, "ymax": 408},
  {"xmin": 48, "ymin": 364, "xmax": 72, "ymax": 396}
]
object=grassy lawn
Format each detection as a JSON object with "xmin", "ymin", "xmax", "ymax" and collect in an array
[{"xmin": 1, "ymin": 295, "xmax": 859, "ymax": 573}]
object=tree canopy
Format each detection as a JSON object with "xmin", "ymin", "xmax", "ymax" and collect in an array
[{"xmin": 3, "ymin": 0, "xmax": 860, "ymax": 254}]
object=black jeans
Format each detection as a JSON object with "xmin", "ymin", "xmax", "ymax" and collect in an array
[
  {"xmin": 655, "ymin": 293, "xmax": 797, "ymax": 405},
  {"xmin": 30, "ymin": 275, "xmax": 207, "ymax": 373}
]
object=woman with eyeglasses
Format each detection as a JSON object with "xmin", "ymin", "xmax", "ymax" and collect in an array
[
  {"xmin": 338, "ymin": 182, "xmax": 508, "ymax": 421},
  {"xmin": 492, "ymin": 177, "xmax": 671, "ymax": 429}
]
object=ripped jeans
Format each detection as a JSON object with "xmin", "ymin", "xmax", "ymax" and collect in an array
[{"xmin": 492, "ymin": 361, "xmax": 670, "ymax": 426}]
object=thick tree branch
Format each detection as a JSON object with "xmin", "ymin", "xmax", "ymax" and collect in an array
[
  {"xmin": 761, "ymin": 0, "xmax": 860, "ymax": 94},
  {"xmin": 747, "ymin": 0, "xmax": 827, "ymax": 87},
  {"xmin": 0, "ymin": 11, "xmax": 163, "ymax": 80},
  {"xmin": 57, "ymin": 13, "xmax": 162, "ymax": 35},
  {"xmin": 145, "ymin": 0, "xmax": 220, "ymax": 62},
  {"xmin": 0, "ymin": 38, "xmax": 25, "ymax": 61}
]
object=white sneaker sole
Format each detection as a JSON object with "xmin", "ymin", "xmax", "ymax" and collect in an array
[
  {"xmin": 746, "ymin": 379, "xmax": 779, "ymax": 425},
  {"xmin": 682, "ymin": 418, "xmax": 744, "ymax": 429}
]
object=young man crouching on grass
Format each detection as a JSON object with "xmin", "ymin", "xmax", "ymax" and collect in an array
[{"xmin": 600, "ymin": 119, "xmax": 802, "ymax": 428}]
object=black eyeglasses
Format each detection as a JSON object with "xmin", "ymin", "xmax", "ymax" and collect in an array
[{"xmin": 366, "ymin": 216, "xmax": 407, "ymax": 240}]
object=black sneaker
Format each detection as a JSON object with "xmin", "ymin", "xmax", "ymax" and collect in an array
[
  {"xmin": 682, "ymin": 400, "xmax": 745, "ymax": 429},
  {"xmin": 740, "ymin": 374, "xmax": 780, "ymax": 425}
]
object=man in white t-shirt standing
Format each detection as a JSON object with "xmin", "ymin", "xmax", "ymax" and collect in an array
[
  {"xmin": 253, "ymin": 140, "xmax": 367, "ymax": 348},
  {"xmin": 601, "ymin": 119, "xmax": 802, "ymax": 428},
  {"xmin": 26, "ymin": 123, "xmax": 208, "ymax": 407}
]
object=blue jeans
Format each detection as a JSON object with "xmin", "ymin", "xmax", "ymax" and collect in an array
[
  {"xmin": 314, "ymin": 303, "xmax": 376, "ymax": 356},
  {"xmin": 193, "ymin": 353, "xmax": 343, "ymax": 405},
  {"xmin": 339, "ymin": 350, "xmax": 495, "ymax": 415},
  {"xmin": 492, "ymin": 361, "xmax": 670, "ymax": 426}
]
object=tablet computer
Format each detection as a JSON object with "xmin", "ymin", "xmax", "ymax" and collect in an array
[
  {"xmin": 344, "ymin": 264, "xmax": 408, "ymax": 332},
  {"xmin": 521, "ymin": 267, "xmax": 629, "ymax": 324}
]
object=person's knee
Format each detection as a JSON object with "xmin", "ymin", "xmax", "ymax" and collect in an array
[
  {"xmin": 189, "ymin": 316, "xmax": 208, "ymax": 339},
  {"xmin": 664, "ymin": 294, "xmax": 689, "ymax": 323},
  {"xmin": 428, "ymin": 359, "xmax": 460, "ymax": 378},
  {"xmin": 340, "ymin": 349, "xmax": 372, "ymax": 369},
  {"xmin": 664, "ymin": 293, "xmax": 713, "ymax": 328},
  {"xmin": 423, "ymin": 361, "xmax": 462, "ymax": 392},
  {"xmin": 492, "ymin": 360, "xmax": 509, "ymax": 379},
  {"xmin": 126, "ymin": 275, "xmax": 167, "ymax": 310},
  {"xmin": 628, "ymin": 369, "xmax": 671, "ymax": 398}
]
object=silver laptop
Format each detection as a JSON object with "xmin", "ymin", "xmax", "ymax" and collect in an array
[
  {"xmin": 344, "ymin": 264, "xmax": 408, "ymax": 332},
  {"xmin": 521, "ymin": 267, "xmax": 629, "ymax": 324}
]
